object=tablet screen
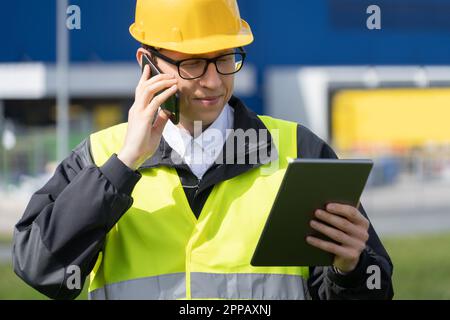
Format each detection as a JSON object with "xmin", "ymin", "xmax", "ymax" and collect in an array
[{"xmin": 251, "ymin": 159, "xmax": 373, "ymax": 267}]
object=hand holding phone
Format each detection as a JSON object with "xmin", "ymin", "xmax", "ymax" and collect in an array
[
  {"xmin": 141, "ymin": 54, "xmax": 180, "ymax": 124},
  {"xmin": 116, "ymin": 56, "xmax": 178, "ymax": 170}
]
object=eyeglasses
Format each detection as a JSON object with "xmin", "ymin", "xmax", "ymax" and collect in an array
[{"xmin": 146, "ymin": 46, "xmax": 246, "ymax": 80}]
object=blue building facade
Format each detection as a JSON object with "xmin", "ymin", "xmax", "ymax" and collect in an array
[{"xmin": 2, "ymin": 0, "xmax": 450, "ymax": 113}]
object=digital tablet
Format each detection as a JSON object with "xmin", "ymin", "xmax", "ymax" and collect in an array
[{"xmin": 251, "ymin": 159, "xmax": 373, "ymax": 267}]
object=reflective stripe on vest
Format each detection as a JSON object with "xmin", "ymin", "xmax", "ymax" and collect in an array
[
  {"xmin": 89, "ymin": 273, "xmax": 306, "ymax": 300},
  {"xmin": 190, "ymin": 273, "xmax": 306, "ymax": 300},
  {"xmin": 89, "ymin": 273, "xmax": 186, "ymax": 300},
  {"xmin": 88, "ymin": 115, "xmax": 310, "ymax": 300}
]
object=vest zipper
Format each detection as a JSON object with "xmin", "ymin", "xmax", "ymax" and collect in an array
[
  {"xmin": 194, "ymin": 177, "xmax": 201, "ymax": 198},
  {"xmin": 186, "ymin": 177, "xmax": 201, "ymax": 300}
]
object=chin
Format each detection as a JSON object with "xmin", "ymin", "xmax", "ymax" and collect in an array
[
  {"xmin": 196, "ymin": 112, "xmax": 218, "ymax": 125},
  {"xmin": 184, "ymin": 97, "xmax": 227, "ymax": 122}
]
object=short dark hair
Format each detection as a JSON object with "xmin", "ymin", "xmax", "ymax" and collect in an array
[
  {"xmin": 141, "ymin": 43, "xmax": 159, "ymax": 63},
  {"xmin": 141, "ymin": 43, "xmax": 160, "ymax": 51}
]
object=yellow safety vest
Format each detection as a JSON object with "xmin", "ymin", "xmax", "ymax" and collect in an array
[{"xmin": 88, "ymin": 115, "xmax": 309, "ymax": 299}]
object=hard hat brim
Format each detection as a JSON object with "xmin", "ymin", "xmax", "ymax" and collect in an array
[{"xmin": 130, "ymin": 19, "xmax": 254, "ymax": 54}]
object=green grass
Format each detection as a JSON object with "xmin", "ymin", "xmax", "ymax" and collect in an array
[
  {"xmin": 0, "ymin": 234, "xmax": 12, "ymax": 245},
  {"xmin": 0, "ymin": 263, "xmax": 88, "ymax": 300},
  {"xmin": 382, "ymin": 232, "xmax": 450, "ymax": 300},
  {"xmin": 1, "ymin": 232, "xmax": 449, "ymax": 299}
]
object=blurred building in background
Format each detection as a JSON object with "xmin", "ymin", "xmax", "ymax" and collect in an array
[{"xmin": 1, "ymin": 0, "xmax": 450, "ymax": 235}]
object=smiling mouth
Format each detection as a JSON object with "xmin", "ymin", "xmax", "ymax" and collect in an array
[
  {"xmin": 195, "ymin": 96, "xmax": 222, "ymax": 101},
  {"xmin": 193, "ymin": 96, "xmax": 223, "ymax": 106}
]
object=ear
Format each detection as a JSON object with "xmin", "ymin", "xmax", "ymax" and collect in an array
[{"xmin": 136, "ymin": 47, "xmax": 150, "ymax": 68}]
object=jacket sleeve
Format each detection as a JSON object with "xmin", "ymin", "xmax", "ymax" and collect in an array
[
  {"xmin": 12, "ymin": 138, "xmax": 141, "ymax": 300},
  {"xmin": 296, "ymin": 124, "xmax": 394, "ymax": 300}
]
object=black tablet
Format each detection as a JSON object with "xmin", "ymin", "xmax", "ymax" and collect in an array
[{"xmin": 251, "ymin": 159, "xmax": 373, "ymax": 267}]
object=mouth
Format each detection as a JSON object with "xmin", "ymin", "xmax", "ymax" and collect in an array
[{"xmin": 194, "ymin": 95, "xmax": 223, "ymax": 106}]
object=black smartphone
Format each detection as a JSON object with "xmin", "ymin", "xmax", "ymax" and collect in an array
[{"xmin": 141, "ymin": 54, "xmax": 180, "ymax": 124}]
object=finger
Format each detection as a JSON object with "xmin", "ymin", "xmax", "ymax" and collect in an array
[
  {"xmin": 152, "ymin": 109, "xmax": 170, "ymax": 134},
  {"xmin": 326, "ymin": 203, "xmax": 368, "ymax": 226},
  {"xmin": 305, "ymin": 236, "xmax": 348, "ymax": 257},
  {"xmin": 141, "ymin": 73, "xmax": 176, "ymax": 88},
  {"xmin": 138, "ymin": 64, "xmax": 150, "ymax": 85},
  {"xmin": 309, "ymin": 219, "xmax": 362, "ymax": 248},
  {"xmin": 315, "ymin": 209, "xmax": 369, "ymax": 241},
  {"xmin": 145, "ymin": 84, "xmax": 178, "ymax": 117},
  {"xmin": 139, "ymin": 79, "xmax": 178, "ymax": 109}
]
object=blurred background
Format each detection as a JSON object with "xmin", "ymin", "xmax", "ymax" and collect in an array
[{"xmin": 1, "ymin": 0, "xmax": 450, "ymax": 299}]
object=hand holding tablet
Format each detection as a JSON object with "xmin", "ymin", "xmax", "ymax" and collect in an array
[{"xmin": 251, "ymin": 159, "xmax": 373, "ymax": 267}]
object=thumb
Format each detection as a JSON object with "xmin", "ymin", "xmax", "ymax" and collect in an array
[{"xmin": 152, "ymin": 109, "xmax": 171, "ymax": 136}]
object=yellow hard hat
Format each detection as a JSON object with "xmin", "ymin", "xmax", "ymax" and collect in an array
[{"xmin": 129, "ymin": 0, "xmax": 254, "ymax": 54}]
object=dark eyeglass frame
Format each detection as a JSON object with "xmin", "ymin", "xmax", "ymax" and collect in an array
[{"xmin": 145, "ymin": 46, "xmax": 246, "ymax": 80}]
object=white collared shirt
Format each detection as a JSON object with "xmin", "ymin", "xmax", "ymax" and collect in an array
[{"xmin": 162, "ymin": 103, "xmax": 234, "ymax": 179}]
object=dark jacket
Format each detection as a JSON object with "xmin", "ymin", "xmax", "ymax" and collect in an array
[{"xmin": 12, "ymin": 96, "xmax": 394, "ymax": 300}]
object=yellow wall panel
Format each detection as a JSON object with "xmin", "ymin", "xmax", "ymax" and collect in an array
[{"xmin": 332, "ymin": 88, "xmax": 450, "ymax": 150}]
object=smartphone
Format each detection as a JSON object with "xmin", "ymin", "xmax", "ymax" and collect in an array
[{"xmin": 141, "ymin": 54, "xmax": 180, "ymax": 124}]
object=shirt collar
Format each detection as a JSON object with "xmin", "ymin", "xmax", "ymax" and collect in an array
[
  {"xmin": 162, "ymin": 103, "xmax": 234, "ymax": 159},
  {"xmin": 138, "ymin": 96, "xmax": 278, "ymax": 170}
]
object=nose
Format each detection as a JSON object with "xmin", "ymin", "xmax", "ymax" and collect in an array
[{"xmin": 199, "ymin": 62, "xmax": 222, "ymax": 90}]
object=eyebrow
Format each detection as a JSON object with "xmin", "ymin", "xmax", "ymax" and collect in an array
[{"xmin": 189, "ymin": 49, "xmax": 234, "ymax": 59}]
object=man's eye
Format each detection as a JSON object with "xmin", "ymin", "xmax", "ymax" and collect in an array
[
  {"xmin": 218, "ymin": 56, "xmax": 233, "ymax": 62},
  {"xmin": 183, "ymin": 60, "xmax": 202, "ymax": 67}
]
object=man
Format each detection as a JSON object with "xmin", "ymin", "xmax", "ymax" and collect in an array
[{"xmin": 13, "ymin": 0, "xmax": 393, "ymax": 300}]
